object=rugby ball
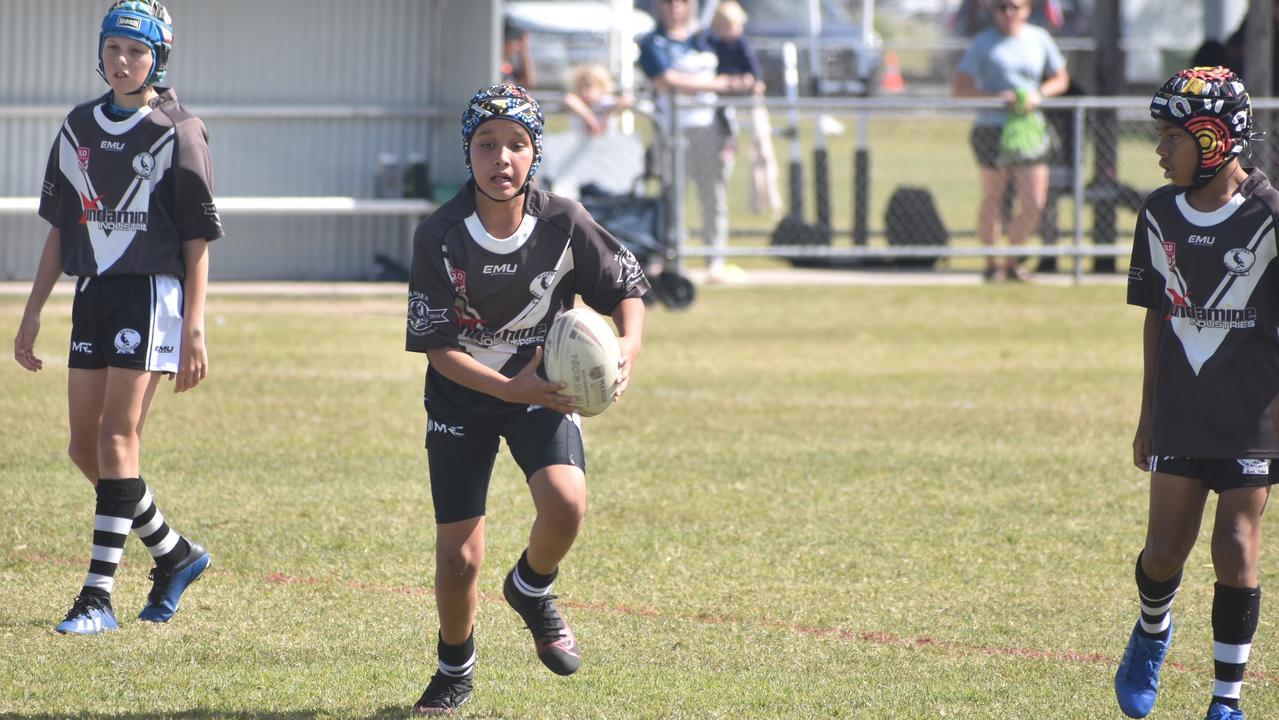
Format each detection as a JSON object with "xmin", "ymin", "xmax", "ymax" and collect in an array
[{"xmin": 544, "ymin": 308, "xmax": 621, "ymax": 417}]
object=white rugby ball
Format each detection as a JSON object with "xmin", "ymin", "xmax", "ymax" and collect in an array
[{"xmin": 544, "ymin": 308, "xmax": 621, "ymax": 417}]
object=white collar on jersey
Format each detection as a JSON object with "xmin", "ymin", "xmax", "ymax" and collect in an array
[
  {"xmin": 1175, "ymin": 190, "xmax": 1246, "ymax": 227},
  {"xmin": 92, "ymin": 103, "xmax": 154, "ymax": 135},
  {"xmin": 463, "ymin": 212, "xmax": 538, "ymax": 255}
]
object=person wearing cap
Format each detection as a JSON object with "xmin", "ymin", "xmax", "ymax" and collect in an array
[
  {"xmin": 1117, "ymin": 66, "xmax": 1274, "ymax": 720},
  {"xmin": 403, "ymin": 84, "xmax": 649, "ymax": 714},
  {"xmin": 13, "ymin": 0, "xmax": 221, "ymax": 636}
]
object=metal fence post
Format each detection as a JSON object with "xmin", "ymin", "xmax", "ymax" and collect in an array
[
  {"xmin": 668, "ymin": 93, "xmax": 687, "ymax": 276},
  {"xmin": 1072, "ymin": 104, "xmax": 1086, "ymax": 283}
]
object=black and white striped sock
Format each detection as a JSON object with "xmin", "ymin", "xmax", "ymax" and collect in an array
[
  {"xmin": 1135, "ymin": 552, "xmax": 1181, "ymax": 641},
  {"xmin": 131, "ymin": 481, "xmax": 190, "ymax": 571},
  {"xmin": 438, "ymin": 632, "xmax": 476, "ymax": 678},
  {"xmin": 82, "ymin": 478, "xmax": 145, "ymax": 597},
  {"xmin": 513, "ymin": 550, "xmax": 556, "ymax": 598},
  {"xmin": 1211, "ymin": 583, "xmax": 1261, "ymax": 710}
]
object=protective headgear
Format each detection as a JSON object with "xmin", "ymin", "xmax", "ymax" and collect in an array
[
  {"xmin": 98, "ymin": 0, "xmax": 174, "ymax": 93},
  {"xmin": 461, "ymin": 84, "xmax": 545, "ymax": 195},
  {"xmin": 1150, "ymin": 66, "xmax": 1254, "ymax": 188}
]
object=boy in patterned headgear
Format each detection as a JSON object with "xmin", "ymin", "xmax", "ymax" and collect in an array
[
  {"xmin": 13, "ymin": 0, "xmax": 221, "ymax": 635},
  {"xmin": 404, "ymin": 84, "xmax": 650, "ymax": 714},
  {"xmin": 1117, "ymin": 66, "xmax": 1274, "ymax": 720}
]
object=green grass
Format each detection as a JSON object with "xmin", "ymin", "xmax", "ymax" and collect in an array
[{"xmin": 2, "ymin": 285, "xmax": 1276, "ymax": 719}]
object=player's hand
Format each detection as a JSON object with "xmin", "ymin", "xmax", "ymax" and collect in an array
[
  {"xmin": 613, "ymin": 336, "xmax": 641, "ymax": 402},
  {"xmin": 505, "ymin": 347, "xmax": 577, "ymax": 414},
  {"xmin": 1132, "ymin": 420, "xmax": 1153, "ymax": 471},
  {"xmin": 173, "ymin": 326, "xmax": 207, "ymax": 393},
  {"xmin": 14, "ymin": 314, "xmax": 43, "ymax": 372}
]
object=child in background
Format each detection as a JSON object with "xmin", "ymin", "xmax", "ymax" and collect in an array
[
  {"xmin": 562, "ymin": 64, "xmax": 632, "ymax": 137},
  {"xmin": 1117, "ymin": 66, "xmax": 1273, "ymax": 720},
  {"xmin": 709, "ymin": 0, "xmax": 780, "ymax": 218}
]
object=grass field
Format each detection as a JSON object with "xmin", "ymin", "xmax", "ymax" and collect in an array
[{"xmin": 2, "ymin": 284, "xmax": 1276, "ymax": 719}]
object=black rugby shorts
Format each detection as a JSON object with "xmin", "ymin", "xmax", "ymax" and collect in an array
[
  {"xmin": 426, "ymin": 404, "xmax": 585, "ymax": 524},
  {"xmin": 1150, "ymin": 456, "xmax": 1274, "ymax": 492},
  {"xmin": 69, "ymin": 274, "xmax": 184, "ymax": 372}
]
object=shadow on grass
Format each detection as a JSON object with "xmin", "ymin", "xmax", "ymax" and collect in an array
[{"xmin": 0, "ymin": 709, "xmax": 421, "ymax": 720}]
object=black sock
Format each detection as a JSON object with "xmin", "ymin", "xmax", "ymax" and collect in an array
[
  {"xmin": 514, "ymin": 549, "xmax": 557, "ymax": 597},
  {"xmin": 1211, "ymin": 583, "xmax": 1260, "ymax": 709},
  {"xmin": 438, "ymin": 631, "xmax": 476, "ymax": 678},
  {"xmin": 1135, "ymin": 551, "xmax": 1181, "ymax": 641},
  {"xmin": 83, "ymin": 478, "xmax": 145, "ymax": 597}
]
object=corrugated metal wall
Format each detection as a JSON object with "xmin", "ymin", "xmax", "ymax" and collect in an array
[{"xmin": 0, "ymin": 0, "xmax": 479, "ymax": 281}]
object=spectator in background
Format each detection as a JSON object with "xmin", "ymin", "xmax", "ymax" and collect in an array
[
  {"xmin": 709, "ymin": 0, "xmax": 781, "ymax": 219},
  {"xmin": 639, "ymin": 0, "xmax": 752, "ymax": 283},
  {"xmin": 502, "ymin": 19, "xmax": 536, "ymax": 88},
  {"xmin": 953, "ymin": 0, "xmax": 1069, "ymax": 281},
  {"xmin": 563, "ymin": 64, "xmax": 632, "ymax": 137}
]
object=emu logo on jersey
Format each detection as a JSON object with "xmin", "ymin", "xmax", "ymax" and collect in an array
[
  {"xmin": 113, "ymin": 329, "xmax": 141, "ymax": 355},
  {"xmin": 484, "ymin": 263, "xmax": 518, "ymax": 275},
  {"xmin": 100, "ymin": 140, "xmax": 126, "ymax": 152},
  {"xmin": 407, "ymin": 291, "xmax": 449, "ymax": 335},
  {"xmin": 1188, "ymin": 234, "xmax": 1216, "ymax": 246},
  {"xmin": 132, "ymin": 152, "xmax": 156, "ymax": 179},
  {"xmin": 1224, "ymin": 247, "xmax": 1256, "ymax": 276}
]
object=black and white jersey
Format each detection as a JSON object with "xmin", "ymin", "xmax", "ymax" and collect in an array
[
  {"xmin": 1127, "ymin": 169, "xmax": 1279, "ymax": 457},
  {"xmin": 39, "ymin": 88, "xmax": 223, "ymax": 278},
  {"xmin": 406, "ymin": 182, "xmax": 650, "ymax": 414}
]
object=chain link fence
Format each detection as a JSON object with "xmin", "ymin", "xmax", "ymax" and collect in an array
[{"xmin": 659, "ymin": 95, "xmax": 1279, "ymax": 281}]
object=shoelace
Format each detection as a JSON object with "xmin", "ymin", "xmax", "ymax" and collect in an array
[
  {"xmin": 63, "ymin": 594, "xmax": 105, "ymax": 621},
  {"xmin": 147, "ymin": 567, "xmax": 173, "ymax": 604},
  {"xmin": 421, "ymin": 674, "xmax": 471, "ymax": 707},
  {"xmin": 525, "ymin": 594, "xmax": 566, "ymax": 638}
]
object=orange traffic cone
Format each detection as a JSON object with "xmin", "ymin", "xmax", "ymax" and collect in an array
[{"xmin": 882, "ymin": 50, "xmax": 905, "ymax": 93}]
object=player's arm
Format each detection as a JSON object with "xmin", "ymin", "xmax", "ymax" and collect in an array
[
  {"xmin": 14, "ymin": 227, "xmax": 63, "ymax": 372},
  {"xmin": 1133, "ymin": 307, "xmax": 1160, "ymax": 471},
  {"xmin": 611, "ymin": 297, "xmax": 645, "ymax": 400},
  {"xmin": 651, "ymin": 68, "xmax": 732, "ymax": 95},
  {"xmin": 425, "ymin": 346, "xmax": 577, "ymax": 414},
  {"xmin": 175, "ymin": 238, "xmax": 209, "ymax": 392}
]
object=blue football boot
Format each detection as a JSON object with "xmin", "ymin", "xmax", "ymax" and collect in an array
[
  {"xmin": 1205, "ymin": 703, "xmax": 1245, "ymax": 720},
  {"xmin": 138, "ymin": 542, "xmax": 211, "ymax": 623},
  {"xmin": 1115, "ymin": 619, "xmax": 1173, "ymax": 718},
  {"xmin": 55, "ymin": 593, "xmax": 118, "ymax": 635}
]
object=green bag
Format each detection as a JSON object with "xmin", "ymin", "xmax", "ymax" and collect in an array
[{"xmin": 998, "ymin": 89, "xmax": 1050, "ymax": 165}]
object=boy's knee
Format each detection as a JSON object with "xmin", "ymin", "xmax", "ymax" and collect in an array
[
  {"xmin": 1143, "ymin": 543, "xmax": 1193, "ymax": 579},
  {"xmin": 436, "ymin": 545, "xmax": 483, "ymax": 583},
  {"xmin": 66, "ymin": 442, "xmax": 95, "ymax": 474}
]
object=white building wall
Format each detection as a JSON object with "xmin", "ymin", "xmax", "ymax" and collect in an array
[{"xmin": 0, "ymin": 0, "xmax": 498, "ymax": 281}]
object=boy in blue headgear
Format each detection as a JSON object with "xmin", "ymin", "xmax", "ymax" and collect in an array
[{"xmin": 14, "ymin": 0, "xmax": 222, "ymax": 635}]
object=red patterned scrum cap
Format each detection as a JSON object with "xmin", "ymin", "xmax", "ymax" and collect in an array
[{"xmin": 1150, "ymin": 66, "xmax": 1255, "ymax": 188}]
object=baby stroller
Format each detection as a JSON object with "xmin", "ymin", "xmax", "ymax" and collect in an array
[
  {"xmin": 541, "ymin": 130, "xmax": 695, "ymax": 309},
  {"xmin": 578, "ymin": 183, "xmax": 694, "ymax": 310}
]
